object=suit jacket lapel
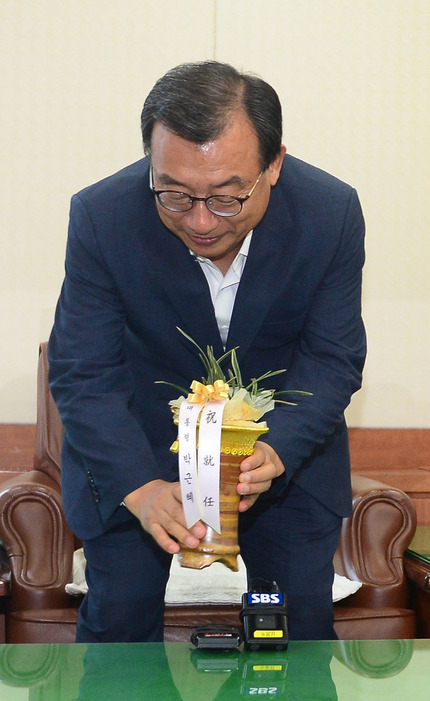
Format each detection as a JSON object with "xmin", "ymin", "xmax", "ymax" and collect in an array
[
  {"xmin": 227, "ymin": 189, "xmax": 299, "ymax": 362},
  {"xmin": 144, "ymin": 212, "xmax": 224, "ymax": 357}
]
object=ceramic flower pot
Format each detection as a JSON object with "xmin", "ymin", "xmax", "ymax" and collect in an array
[{"xmin": 178, "ymin": 423, "xmax": 268, "ymax": 571}]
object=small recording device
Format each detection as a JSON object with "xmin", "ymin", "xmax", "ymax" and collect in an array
[
  {"xmin": 240, "ymin": 579, "xmax": 288, "ymax": 651},
  {"xmin": 191, "ymin": 624, "xmax": 243, "ymax": 650}
]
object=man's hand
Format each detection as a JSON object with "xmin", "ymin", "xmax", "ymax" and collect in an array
[
  {"xmin": 237, "ymin": 442, "xmax": 285, "ymax": 512},
  {"xmin": 123, "ymin": 479, "xmax": 206, "ymax": 554}
]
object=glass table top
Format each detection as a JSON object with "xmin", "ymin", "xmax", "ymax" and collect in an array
[
  {"xmin": 0, "ymin": 639, "xmax": 429, "ymax": 700},
  {"xmin": 407, "ymin": 526, "xmax": 430, "ymax": 564}
]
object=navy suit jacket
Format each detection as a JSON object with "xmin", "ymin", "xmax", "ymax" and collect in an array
[{"xmin": 49, "ymin": 155, "xmax": 366, "ymax": 540}]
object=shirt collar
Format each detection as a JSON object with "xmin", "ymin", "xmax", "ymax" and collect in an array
[{"xmin": 191, "ymin": 231, "xmax": 253, "ymax": 273}]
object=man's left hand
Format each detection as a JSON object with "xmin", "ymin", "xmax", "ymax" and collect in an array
[{"xmin": 237, "ymin": 441, "xmax": 285, "ymax": 512}]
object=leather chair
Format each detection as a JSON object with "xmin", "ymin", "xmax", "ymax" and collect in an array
[{"xmin": 0, "ymin": 344, "xmax": 417, "ymax": 643}]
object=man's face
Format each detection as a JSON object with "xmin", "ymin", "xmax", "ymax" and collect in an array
[{"xmin": 150, "ymin": 113, "xmax": 286, "ymax": 274}]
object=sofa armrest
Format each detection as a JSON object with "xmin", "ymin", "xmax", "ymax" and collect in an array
[
  {"xmin": 34, "ymin": 342, "xmax": 63, "ymax": 488},
  {"xmin": 334, "ymin": 475, "xmax": 417, "ymax": 608},
  {"xmin": 0, "ymin": 471, "xmax": 75, "ymax": 611}
]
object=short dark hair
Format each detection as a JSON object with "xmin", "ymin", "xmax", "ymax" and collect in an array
[{"xmin": 141, "ymin": 61, "xmax": 283, "ymax": 170}]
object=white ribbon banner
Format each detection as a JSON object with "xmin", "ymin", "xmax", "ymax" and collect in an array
[
  {"xmin": 178, "ymin": 399, "xmax": 227, "ymax": 532},
  {"xmin": 197, "ymin": 400, "xmax": 227, "ymax": 533},
  {"xmin": 178, "ymin": 401, "xmax": 203, "ymax": 528}
]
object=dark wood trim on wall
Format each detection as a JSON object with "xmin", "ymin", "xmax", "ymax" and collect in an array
[
  {"xmin": 1, "ymin": 425, "xmax": 430, "ymax": 523},
  {"xmin": 349, "ymin": 428, "xmax": 430, "ymax": 526},
  {"xmin": 0, "ymin": 424, "xmax": 36, "ymax": 471},
  {"xmin": 349, "ymin": 428, "xmax": 430, "ymax": 472}
]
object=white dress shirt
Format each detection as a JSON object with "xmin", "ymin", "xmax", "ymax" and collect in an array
[{"xmin": 193, "ymin": 232, "xmax": 252, "ymax": 347}]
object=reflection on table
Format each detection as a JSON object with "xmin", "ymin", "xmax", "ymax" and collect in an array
[{"xmin": 0, "ymin": 639, "xmax": 428, "ymax": 700}]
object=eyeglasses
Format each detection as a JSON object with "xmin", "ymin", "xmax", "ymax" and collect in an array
[{"xmin": 150, "ymin": 168, "xmax": 264, "ymax": 217}]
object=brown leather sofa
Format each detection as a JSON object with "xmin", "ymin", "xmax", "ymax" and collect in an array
[{"xmin": 0, "ymin": 344, "xmax": 417, "ymax": 643}]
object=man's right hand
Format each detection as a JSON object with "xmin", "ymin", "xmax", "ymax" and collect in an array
[{"xmin": 123, "ymin": 479, "xmax": 206, "ymax": 554}]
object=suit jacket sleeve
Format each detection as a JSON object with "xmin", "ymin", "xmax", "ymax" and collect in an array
[{"xmin": 49, "ymin": 192, "xmax": 161, "ymax": 524}]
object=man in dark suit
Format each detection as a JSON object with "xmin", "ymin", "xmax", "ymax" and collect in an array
[{"xmin": 49, "ymin": 61, "xmax": 366, "ymax": 642}]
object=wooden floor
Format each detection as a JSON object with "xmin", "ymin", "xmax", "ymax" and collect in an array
[{"xmin": 1, "ymin": 425, "xmax": 429, "ymax": 524}]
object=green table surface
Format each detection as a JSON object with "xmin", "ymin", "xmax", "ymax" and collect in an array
[{"xmin": 0, "ymin": 640, "xmax": 429, "ymax": 700}]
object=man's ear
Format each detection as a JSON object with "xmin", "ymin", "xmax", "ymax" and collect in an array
[{"xmin": 268, "ymin": 145, "xmax": 287, "ymax": 186}]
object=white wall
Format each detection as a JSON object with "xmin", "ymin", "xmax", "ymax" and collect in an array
[{"xmin": 1, "ymin": 0, "xmax": 429, "ymax": 426}]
